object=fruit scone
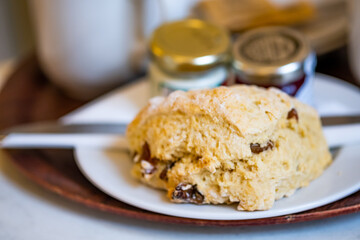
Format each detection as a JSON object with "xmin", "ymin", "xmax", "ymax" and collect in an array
[{"xmin": 126, "ymin": 85, "xmax": 332, "ymax": 211}]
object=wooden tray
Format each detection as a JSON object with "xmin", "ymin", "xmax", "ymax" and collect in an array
[{"xmin": 1, "ymin": 53, "xmax": 360, "ymax": 227}]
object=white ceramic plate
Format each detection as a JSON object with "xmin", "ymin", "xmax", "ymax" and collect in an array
[{"xmin": 74, "ymin": 74, "xmax": 360, "ymax": 220}]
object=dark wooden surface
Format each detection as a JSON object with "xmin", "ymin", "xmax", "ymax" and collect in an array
[
  {"xmin": 0, "ymin": 55, "xmax": 86, "ymax": 130},
  {"xmin": 1, "ymin": 49, "xmax": 360, "ymax": 226}
]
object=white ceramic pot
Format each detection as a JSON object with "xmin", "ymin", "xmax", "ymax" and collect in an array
[
  {"xmin": 29, "ymin": 0, "xmax": 199, "ymax": 100},
  {"xmin": 30, "ymin": 0, "xmax": 139, "ymax": 99}
]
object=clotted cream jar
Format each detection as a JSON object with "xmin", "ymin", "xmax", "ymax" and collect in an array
[
  {"xmin": 232, "ymin": 26, "xmax": 316, "ymax": 105},
  {"xmin": 149, "ymin": 19, "xmax": 231, "ymax": 96}
]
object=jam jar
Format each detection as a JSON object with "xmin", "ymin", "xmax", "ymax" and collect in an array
[
  {"xmin": 232, "ymin": 26, "xmax": 316, "ymax": 105},
  {"xmin": 149, "ymin": 19, "xmax": 231, "ymax": 96}
]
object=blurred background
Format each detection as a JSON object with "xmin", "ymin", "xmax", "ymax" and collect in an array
[
  {"xmin": 0, "ymin": 0, "xmax": 349, "ymax": 61},
  {"xmin": 0, "ymin": 0, "xmax": 357, "ymax": 102},
  {"xmin": 0, "ymin": 0, "xmax": 34, "ymax": 61}
]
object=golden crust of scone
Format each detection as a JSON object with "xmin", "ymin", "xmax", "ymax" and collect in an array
[
  {"xmin": 126, "ymin": 85, "xmax": 331, "ymax": 211},
  {"xmin": 128, "ymin": 85, "xmax": 293, "ymax": 141}
]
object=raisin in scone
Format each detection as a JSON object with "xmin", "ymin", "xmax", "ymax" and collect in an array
[{"xmin": 126, "ymin": 85, "xmax": 332, "ymax": 211}]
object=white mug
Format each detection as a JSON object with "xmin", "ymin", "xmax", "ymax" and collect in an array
[{"xmin": 29, "ymin": 0, "xmax": 198, "ymax": 100}]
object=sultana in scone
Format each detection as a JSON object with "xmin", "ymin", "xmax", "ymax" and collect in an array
[{"xmin": 126, "ymin": 85, "xmax": 332, "ymax": 211}]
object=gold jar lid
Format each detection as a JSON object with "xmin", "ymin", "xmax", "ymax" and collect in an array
[{"xmin": 150, "ymin": 19, "xmax": 230, "ymax": 75}]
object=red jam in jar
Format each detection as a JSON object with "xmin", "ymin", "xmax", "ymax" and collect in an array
[
  {"xmin": 232, "ymin": 26, "xmax": 316, "ymax": 105},
  {"xmin": 235, "ymin": 74, "xmax": 306, "ymax": 97}
]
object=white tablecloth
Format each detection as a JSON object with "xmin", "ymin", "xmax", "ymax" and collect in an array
[{"xmin": 0, "ymin": 61, "xmax": 359, "ymax": 240}]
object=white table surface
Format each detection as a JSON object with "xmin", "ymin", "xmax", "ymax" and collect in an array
[{"xmin": 0, "ymin": 61, "xmax": 360, "ymax": 240}]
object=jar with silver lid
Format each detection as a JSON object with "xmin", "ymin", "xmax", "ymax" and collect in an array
[
  {"xmin": 232, "ymin": 26, "xmax": 316, "ymax": 105},
  {"xmin": 149, "ymin": 19, "xmax": 231, "ymax": 96}
]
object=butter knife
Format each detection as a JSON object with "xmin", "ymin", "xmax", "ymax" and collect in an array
[
  {"xmin": 2, "ymin": 115, "xmax": 360, "ymax": 134},
  {"xmin": 1, "ymin": 115, "xmax": 360, "ymax": 149}
]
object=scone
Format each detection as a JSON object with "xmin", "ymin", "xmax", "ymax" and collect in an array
[{"xmin": 126, "ymin": 85, "xmax": 332, "ymax": 211}]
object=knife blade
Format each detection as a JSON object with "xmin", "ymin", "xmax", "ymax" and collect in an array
[
  {"xmin": 0, "ymin": 122, "xmax": 128, "ymax": 149},
  {"xmin": 1, "ymin": 122, "xmax": 128, "ymax": 134}
]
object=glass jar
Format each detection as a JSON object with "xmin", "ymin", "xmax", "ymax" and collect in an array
[
  {"xmin": 232, "ymin": 26, "xmax": 316, "ymax": 105},
  {"xmin": 149, "ymin": 19, "xmax": 231, "ymax": 96}
]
